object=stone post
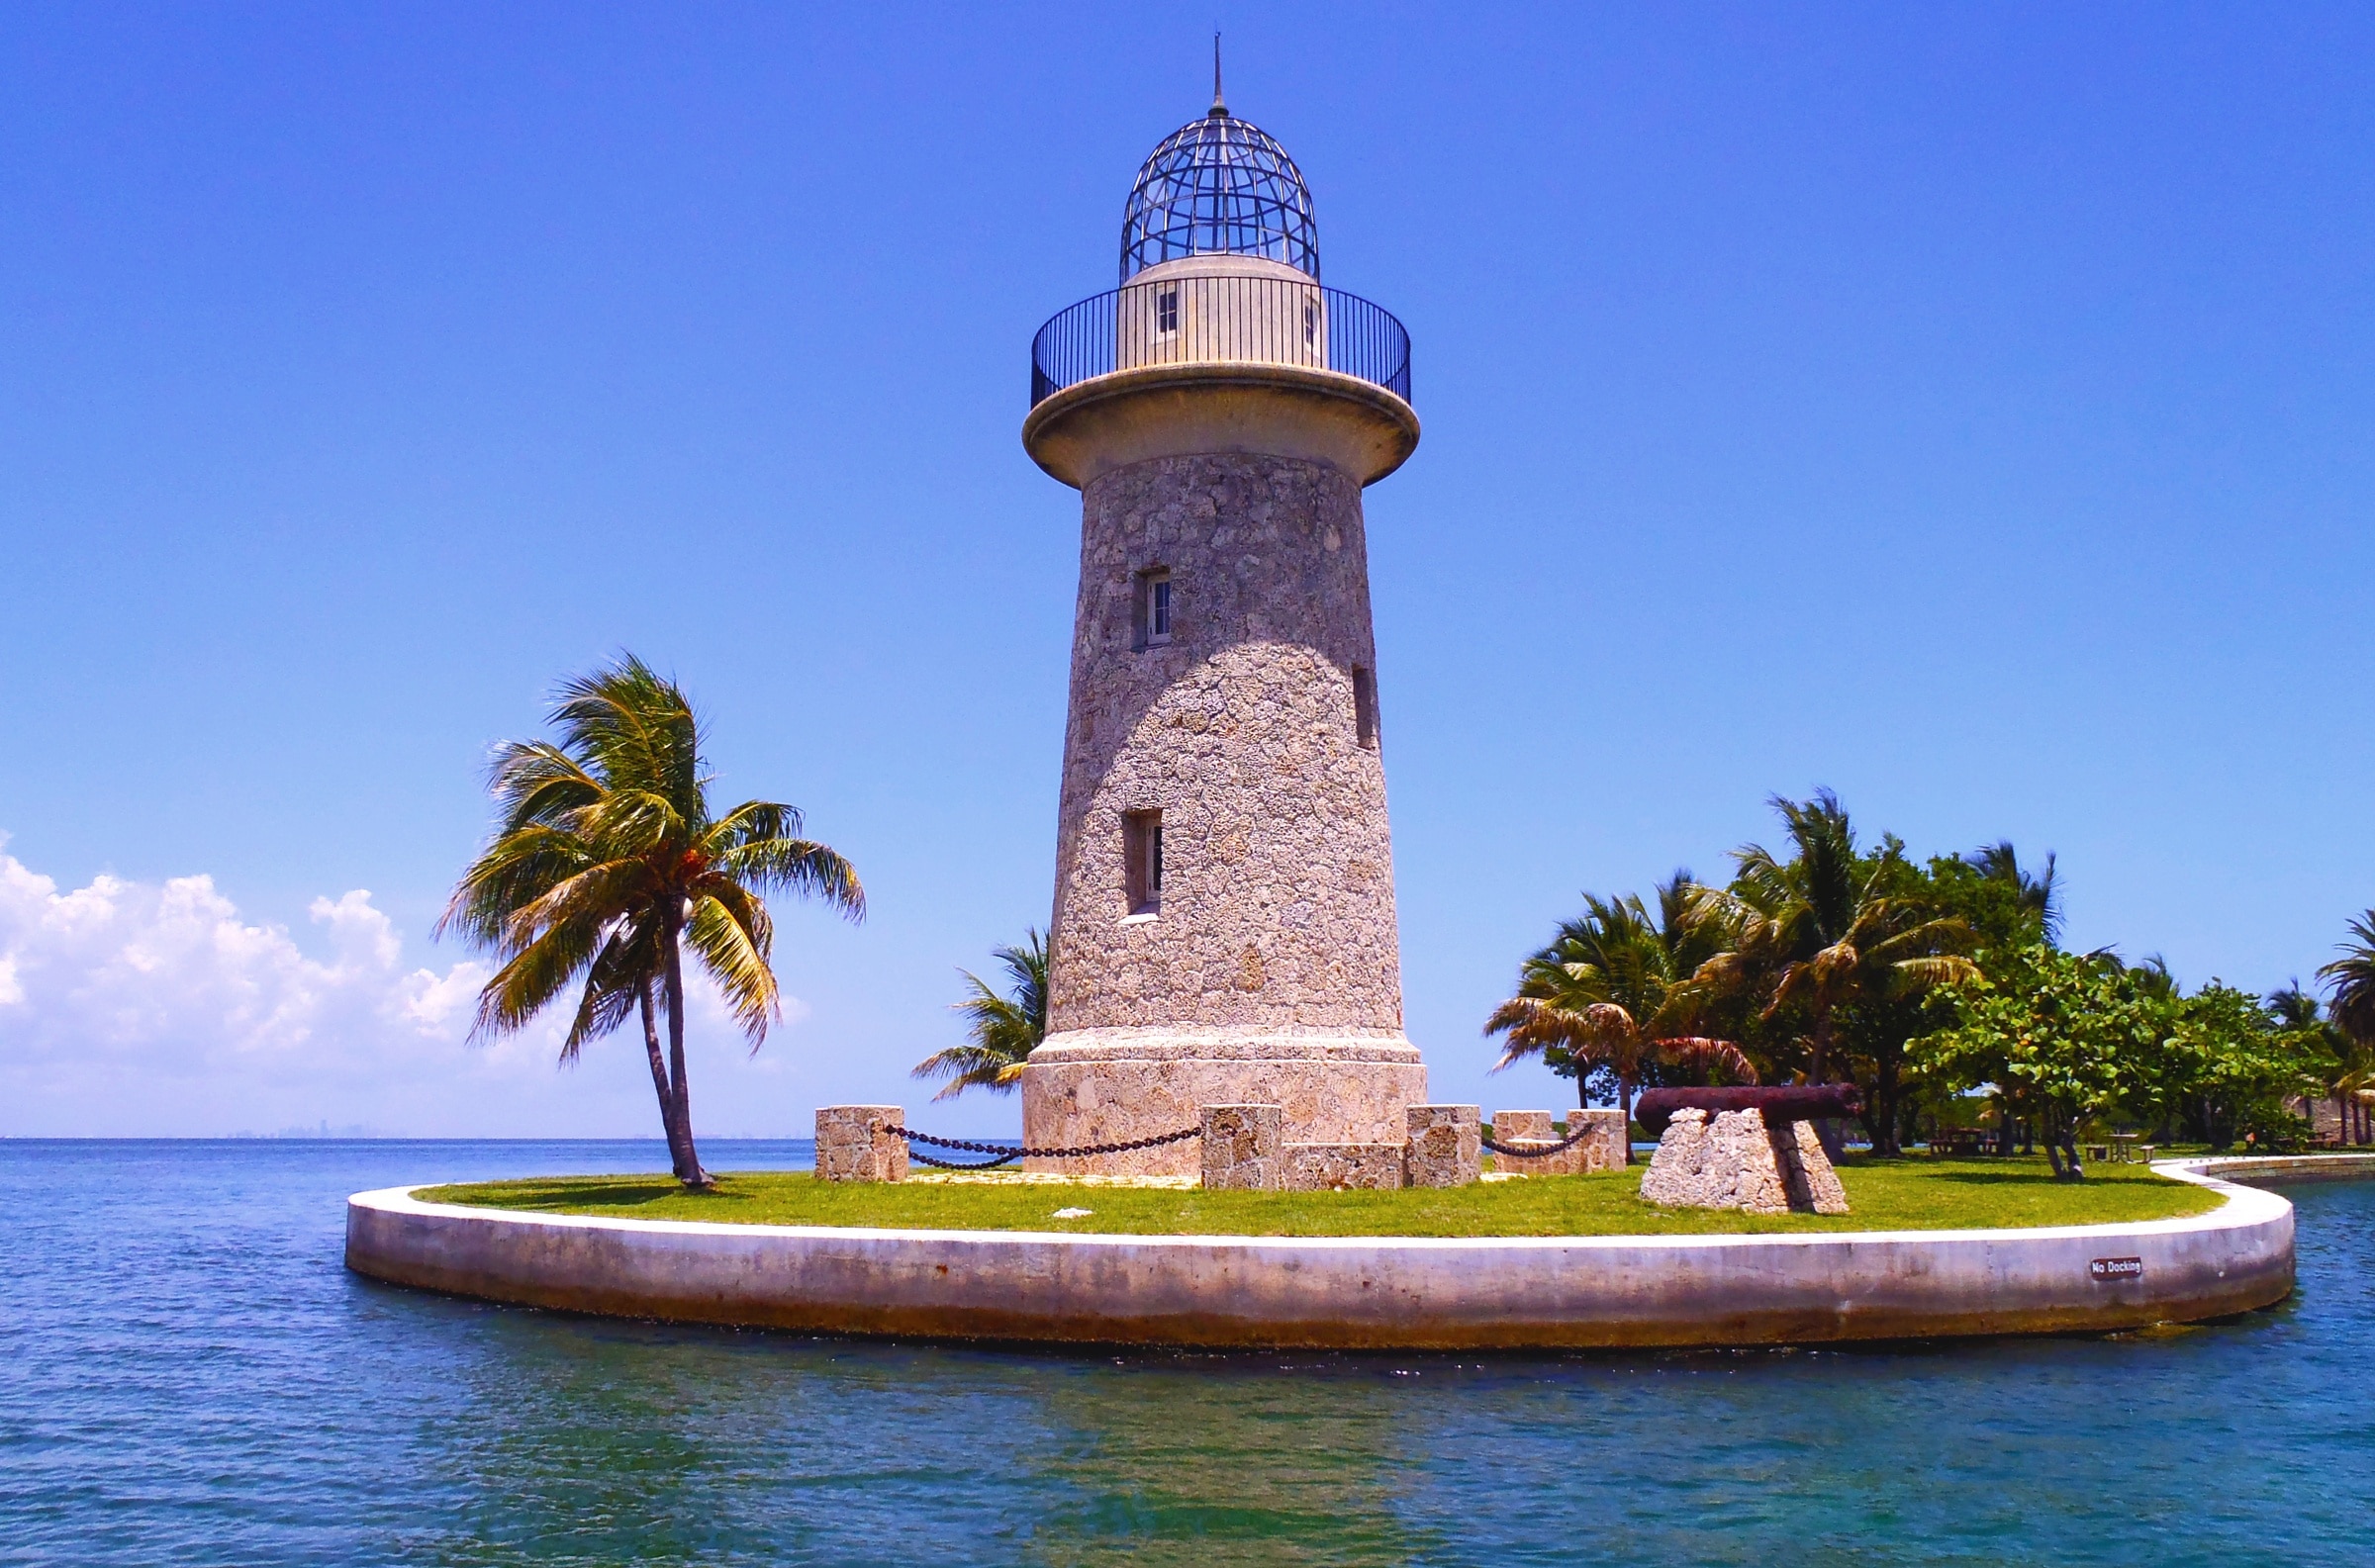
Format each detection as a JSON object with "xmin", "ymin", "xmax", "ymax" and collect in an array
[
  {"xmin": 1201, "ymin": 1104, "xmax": 1284, "ymax": 1191},
  {"xmin": 814, "ymin": 1106, "xmax": 907, "ymax": 1183},
  {"xmin": 1572, "ymin": 1109, "xmax": 1629, "ymax": 1172},
  {"xmin": 1487, "ymin": 1109, "xmax": 1626, "ymax": 1176},
  {"xmin": 1404, "ymin": 1104, "xmax": 1480, "ymax": 1188}
]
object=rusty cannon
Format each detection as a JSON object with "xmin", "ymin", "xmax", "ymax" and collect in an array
[{"xmin": 1633, "ymin": 1083, "xmax": 1864, "ymax": 1140}]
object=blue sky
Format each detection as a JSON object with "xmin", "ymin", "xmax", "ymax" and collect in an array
[{"xmin": 4, "ymin": 4, "xmax": 2371, "ymax": 1136}]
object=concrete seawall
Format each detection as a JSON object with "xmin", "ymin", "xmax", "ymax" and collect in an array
[{"xmin": 345, "ymin": 1161, "xmax": 2302, "ymax": 1350}]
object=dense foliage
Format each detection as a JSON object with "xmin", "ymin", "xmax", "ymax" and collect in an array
[{"xmin": 1491, "ymin": 789, "xmax": 2374, "ymax": 1176}]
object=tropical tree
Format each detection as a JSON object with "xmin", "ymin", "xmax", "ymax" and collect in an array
[
  {"xmin": 1918, "ymin": 842, "xmax": 2065, "ymax": 1153},
  {"xmin": 912, "ymin": 930, "xmax": 1048, "ymax": 1100},
  {"xmin": 1961, "ymin": 841, "xmax": 2063, "ymax": 948},
  {"xmin": 1484, "ymin": 876, "xmax": 1756, "ymax": 1153},
  {"xmin": 2318, "ymin": 911, "xmax": 2375, "ymax": 1039},
  {"xmin": 2268, "ymin": 981, "xmax": 2368, "ymax": 1144},
  {"xmin": 439, "ymin": 655, "xmax": 864, "ymax": 1188},
  {"xmin": 1917, "ymin": 946, "xmax": 2167, "ymax": 1179},
  {"xmin": 2163, "ymin": 982, "xmax": 2330, "ymax": 1150},
  {"xmin": 1706, "ymin": 791, "xmax": 1979, "ymax": 1153}
]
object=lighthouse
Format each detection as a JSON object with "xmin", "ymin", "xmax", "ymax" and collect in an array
[{"xmin": 1018, "ymin": 69, "xmax": 1427, "ymax": 1174}]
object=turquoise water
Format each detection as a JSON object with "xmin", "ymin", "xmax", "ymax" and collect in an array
[{"xmin": 2, "ymin": 1141, "xmax": 2368, "ymax": 1566}]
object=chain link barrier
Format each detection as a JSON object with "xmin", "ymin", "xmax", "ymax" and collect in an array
[
  {"xmin": 1478, "ymin": 1126, "xmax": 1594, "ymax": 1159},
  {"xmin": 882, "ymin": 1123, "xmax": 1203, "ymax": 1172}
]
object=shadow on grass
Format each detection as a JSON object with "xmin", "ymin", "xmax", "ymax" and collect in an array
[{"xmin": 454, "ymin": 1177, "xmax": 764, "ymax": 1213}]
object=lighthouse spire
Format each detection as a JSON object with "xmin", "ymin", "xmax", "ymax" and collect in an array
[{"xmin": 1209, "ymin": 33, "xmax": 1228, "ymax": 118}]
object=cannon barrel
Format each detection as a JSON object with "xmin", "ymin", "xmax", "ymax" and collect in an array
[{"xmin": 1633, "ymin": 1084, "xmax": 1863, "ymax": 1139}]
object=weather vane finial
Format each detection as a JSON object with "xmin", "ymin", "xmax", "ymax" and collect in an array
[{"xmin": 1210, "ymin": 32, "xmax": 1228, "ymax": 118}]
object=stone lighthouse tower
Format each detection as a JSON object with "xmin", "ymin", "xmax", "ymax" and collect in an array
[{"xmin": 1017, "ymin": 73, "xmax": 1428, "ymax": 1175}]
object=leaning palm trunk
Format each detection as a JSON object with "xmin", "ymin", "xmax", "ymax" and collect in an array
[{"xmin": 637, "ymin": 981, "xmax": 696, "ymax": 1180}]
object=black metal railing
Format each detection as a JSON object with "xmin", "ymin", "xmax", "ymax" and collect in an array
[{"xmin": 1030, "ymin": 276, "xmax": 1411, "ymax": 409}]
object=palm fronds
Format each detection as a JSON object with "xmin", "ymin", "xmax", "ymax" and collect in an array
[{"xmin": 914, "ymin": 930, "xmax": 1048, "ymax": 1100}]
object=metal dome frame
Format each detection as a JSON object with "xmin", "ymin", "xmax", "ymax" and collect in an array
[{"xmin": 1118, "ymin": 105, "xmax": 1319, "ymax": 283}]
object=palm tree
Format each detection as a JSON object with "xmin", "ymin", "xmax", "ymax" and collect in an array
[
  {"xmin": 1718, "ymin": 791, "xmax": 1978, "ymax": 1087},
  {"xmin": 912, "ymin": 930, "xmax": 1048, "ymax": 1100},
  {"xmin": 2318, "ymin": 912, "xmax": 2375, "ymax": 1045},
  {"xmin": 2266, "ymin": 980, "xmax": 2366, "ymax": 1145},
  {"xmin": 438, "ymin": 655, "xmax": 864, "ymax": 1188},
  {"xmin": 2312, "ymin": 918, "xmax": 2375, "ymax": 1145},
  {"xmin": 1965, "ymin": 840, "xmax": 2063, "ymax": 948},
  {"xmin": 1484, "ymin": 876, "xmax": 1757, "ymax": 1155}
]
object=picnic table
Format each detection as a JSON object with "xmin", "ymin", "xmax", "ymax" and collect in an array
[{"xmin": 1930, "ymin": 1127, "xmax": 1992, "ymax": 1156}]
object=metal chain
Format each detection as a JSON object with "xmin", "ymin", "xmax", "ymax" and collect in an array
[
  {"xmin": 1479, "ymin": 1127, "xmax": 1594, "ymax": 1158},
  {"xmin": 907, "ymin": 1147, "xmax": 1021, "ymax": 1171},
  {"xmin": 882, "ymin": 1123, "xmax": 1202, "ymax": 1161}
]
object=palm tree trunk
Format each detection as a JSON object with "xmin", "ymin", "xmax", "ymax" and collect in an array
[
  {"xmin": 663, "ymin": 917, "xmax": 711, "ymax": 1189},
  {"xmin": 638, "ymin": 979, "xmax": 695, "ymax": 1178},
  {"xmin": 1867, "ymin": 1053, "xmax": 1901, "ymax": 1158}
]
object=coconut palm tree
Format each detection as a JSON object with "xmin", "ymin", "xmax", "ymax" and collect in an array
[
  {"xmin": 1715, "ymin": 791, "xmax": 1979, "ymax": 1088},
  {"xmin": 2266, "ymin": 980, "xmax": 2366, "ymax": 1145},
  {"xmin": 1965, "ymin": 840, "xmax": 2064, "ymax": 948},
  {"xmin": 439, "ymin": 655, "xmax": 863, "ymax": 1188},
  {"xmin": 1484, "ymin": 877, "xmax": 1757, "ymax": 1154},
  {"xmin": 912, "ymin": 930, "xmax": 1048, "ymax": 1100},
  {"xmin": 2311, "ymin": 920, "xmax": 2375, "ymax": 1145},
  {"xmin": 2318, "ymin": 912, "xmax": 2375, "ymax": 1046}
]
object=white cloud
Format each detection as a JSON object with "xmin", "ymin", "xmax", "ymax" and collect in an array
[{"xmin": 0, "ymin": 837, "xmax": 819, "ymax": 1137}]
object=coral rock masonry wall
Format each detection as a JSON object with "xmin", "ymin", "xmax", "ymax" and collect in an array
[
  {"xmin": 1041, "ymin": 453, "xmax": 1403, "ymax": 1038},
  {"xmin": 1020, "ymin": 447, "xmax": 1426, "ymax": 1172}
]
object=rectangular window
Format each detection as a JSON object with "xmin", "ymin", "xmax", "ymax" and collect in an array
[
  {"xmin": 1352, "ymin": 667, "xmax": 1378, "ymax": 748},
  {"xmin": 1123, "ymin": 809, "xmax": 1163, "ymax": 916},
  {"xmin": 1303, "ymin": 300, "xmax": 1318, "ymax": 345},
  {"xmin": 1134, "ymin": 568, "xmax": 1172, "ymax": 649},
  {"xmin": 1157, "ymin": 289, "xmax": 1180, "ymax": 334}
]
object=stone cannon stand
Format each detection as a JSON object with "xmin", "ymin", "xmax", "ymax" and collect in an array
[{"xmin": 1640, "ymin": 1108, "xmax": 1849, "ymax": 1215}]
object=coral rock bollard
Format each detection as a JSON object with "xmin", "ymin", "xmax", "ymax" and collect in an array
[
  {"xmin": 814, "ymin": 1106, "xmax": 907, "ymax": 1184},
  {"xmin": 1488, "ymin": 1109, "xmax": 1627, "ymax": 1175},
  {"xmin": 1201, "ymin": 1104, "xmax": 1284, "ymax": 1191},
  {"xmin": 1404, "ymin": 1105, "xmax": 1481, "ymax": 1188}
]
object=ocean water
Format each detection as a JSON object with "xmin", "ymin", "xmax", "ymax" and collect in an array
[{"xmin": 1, "ymin": 1140, "xmax": 2368, "ymax": 1567}]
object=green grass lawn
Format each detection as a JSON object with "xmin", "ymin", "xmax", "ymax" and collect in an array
[{"xmin": 421, "ymin": 1155, "xmax": 2222, "ymax": 1239}]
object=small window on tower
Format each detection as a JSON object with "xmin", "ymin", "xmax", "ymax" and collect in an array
[
  {"xmin": 1123, "ymin": 809, "xmax": 1163, "ymax": 916},
  {"xmin": 1134, "ymin": 569, "xmax": 1173, "ymax": 648},
  {"xmin": 1352, "ymin": 667, "xmax": 1378, "ymax": 749},
  {"xmin": 1303, "ymin": 300, "xmax": 1318, "ymax": 345},
  {"xmin": 1157, "ymin": 289, "xmax": 1180, "ymax": 334}
]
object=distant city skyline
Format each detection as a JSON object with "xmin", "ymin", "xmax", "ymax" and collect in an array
[{"xmin": 5, "ymin": 3, "xmax": 2372, "ymax": 1135}]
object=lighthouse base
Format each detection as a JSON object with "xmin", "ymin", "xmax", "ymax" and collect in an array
[{"xmin": 1018, "ymin": 1028, "xmax": 1428, "ymax": 1177}]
